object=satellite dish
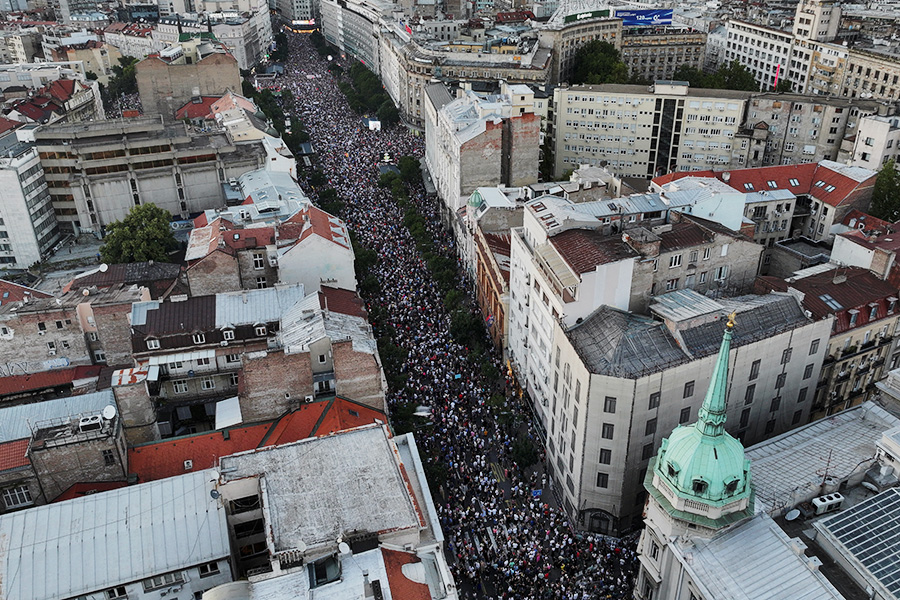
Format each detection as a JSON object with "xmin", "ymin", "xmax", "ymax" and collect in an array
[
  {"xmin": 82, "ymin": 288, "xmax": 90, "ymax": 296},
  {"xmin": 210, "ymin": 489, "xmax": 220, "ymax": 499},
  {"xmin": 785, "ymin": 509, "xmax": 801, "ymax": 521},
  {"xmin": 338, "ymin": 542, "xmax": 351, "ymax": 555},
  {"xmin": 99, "ymin": 263, "xmax": 109, "ymax": 272},
  {"xmin": 102, "ymin": 405, "xmax": 117, "ymax": 420},
  {"xmin": 297, "ymin": 540, "xmax": 307, "ymax": 553}
]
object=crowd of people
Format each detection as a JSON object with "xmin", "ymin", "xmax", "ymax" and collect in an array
[{"xmin": 278, "ymin": 32, "xmax": 640, "ymax": 599}]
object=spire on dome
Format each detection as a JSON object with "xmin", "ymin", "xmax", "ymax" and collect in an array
[{"xmin": 696, "ymin": 312, "xmax": 735, "ymax": 438}]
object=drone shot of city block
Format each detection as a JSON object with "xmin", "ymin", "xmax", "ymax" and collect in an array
[{"xmin": 1, "ymin": 0, "xmax": 900, "ymax": 597}]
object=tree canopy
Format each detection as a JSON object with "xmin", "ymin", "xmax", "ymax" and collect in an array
[
  {"xmin": 671, "ymin": 61, "xmax": 760, "ymax": 92},
  {"xmin": 105, "ymin": 56, "xmax": 139, "ymax": 101},
  {"xmin": 100, "ymin": 203, "xmax": 178, "ymax": 263},
  {"xmin": 869, "ymin": 159, "xmax": 900, "ymax": 222},
  {"xmin": 571, "ymin": 40, "xmax": 630, "ymax": 85}
]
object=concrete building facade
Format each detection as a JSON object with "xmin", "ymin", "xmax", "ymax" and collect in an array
[{"xmin": 620, "ymin": 26, "xmax": 707, "ymax": 84}]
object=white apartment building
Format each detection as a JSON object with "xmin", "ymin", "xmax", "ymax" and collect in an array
[
  {"xmin": 0, "ymin": 62, "xmax": 87, "ymax": 93},
  {"xmin": 843, "ymin": 114, "xmax": 900, "ymax": 170},
  {"xmin": 724, "ymin": 20, "xmax": 795, "ymax": 92},
  {"xmin": 0, "ymin": 137, "xmax": 60, "ymax": 270},
  {"xmin": 546, "ymin": 290, "xmax": 833, "ymax": 534},
  {"xmin": 552, "ymin": 82, "xmax": 751, "ymax": 179}
]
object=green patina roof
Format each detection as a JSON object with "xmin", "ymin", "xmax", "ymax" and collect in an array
[
  {"xmin": 652, "ymin": 319, "xmax": 753, "ymax": 510},
  {"xmin": 467, "ymin": 190, "xmax": 484, "ymax": 208}
]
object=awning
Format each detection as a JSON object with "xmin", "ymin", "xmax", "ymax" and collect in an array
[
  {"xmin": 146, "ymin": 365, "xmax": 160, "ymax": 382},
  {"xmin": 148, "ymin": 349, "xmax": 216, "ymax": 365}
]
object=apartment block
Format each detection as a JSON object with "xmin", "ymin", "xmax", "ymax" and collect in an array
[
  {"xmin": 537, "ymin": 8, "xmax": 622, "ymax": 84},
  {"xmin": 34, "ymin": 117, "xmax": 269, "ymax": 234},
  {"xmin": 553, "ymin": 82, "xmax": 751, "ymax": 179},
  {"xmin": 546, "ymin": 290, "xmax": 831, "ymax": 534},
  {"xmin": 620, "ymin": 26, "xmax": 707, "ymax": 84},
  {"xmin": 841, "ymin": 114, "xmax": 900, "ymax": 169}
]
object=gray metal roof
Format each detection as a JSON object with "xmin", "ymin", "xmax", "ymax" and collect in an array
[
  {"xmin": 214, "ymin": 284, "xmax": 306, "ymax": 328},
  {"xmin": 684, "ymin": 513, "xmax": 845, "ymax": 600},
  {"xmin": 816, "ymin": 488, "xmax": 900, "ymax": 599},
  {"xmin": 219, "ymin": 425, "xmax": 420, "ymax": 554},
  {"xmin": 0, "ymin": 469, "xmax": 230, "ymax": 600},
  {"xmin": 0, "ymin": 390, "xmax": 115, "ymax": 443},
  {"xmin": 280, "ymin": 292, "xmax": 376, "ymax": 355},
  {"xmin": 566, "ymin": 306, "xmax": 688, "ymax": 378},
  {"xmin": 651, "ymin": 289, "xmax": 724, "ymax": 322},
  {"xmin": 424, "ymin": 82, "xmax": 453, "ymax": 112}
]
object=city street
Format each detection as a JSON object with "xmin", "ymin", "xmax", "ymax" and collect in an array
[{"xmin": 279, "ymin": 33, "xmax": 639, "ymax": 599}]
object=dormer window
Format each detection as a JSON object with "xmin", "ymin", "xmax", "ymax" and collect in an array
[
  {"xmin": 192, "ymin": 333, "xmax": 206, "ymax": 344},
  {"xmin": 724, "ymin": 478, "xmax": 739, "ymax": 495},
  {"xmin": 146, "ymin": 339, "xmax": 160, "ymax": 350},
  {"xmin": 223, "ymin": 329, "xmax": 235, "ymax": 341},
  {"xmin": 692, "ymin": 479, "xmax": 708, "ymax": 495},
  {"xmin": 667, "ymin": 462, "xmax": 680, "ymax": 479},
  {"xmin": 255, "ymin": 325, "xmax": 267, "ymax": 336},
  {"xmin": 849, "ymin": 310, "xmax": 859, "ymax": 328}
]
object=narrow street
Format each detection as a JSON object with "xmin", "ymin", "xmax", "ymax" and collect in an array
[{"xmin": 277, "ymin": 33, "xmax": 639, "ymax": 599}]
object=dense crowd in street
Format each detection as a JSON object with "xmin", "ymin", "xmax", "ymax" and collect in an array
[{"xmin": 279, "ymin": 33, "xmax": 640, "ymax": 599}]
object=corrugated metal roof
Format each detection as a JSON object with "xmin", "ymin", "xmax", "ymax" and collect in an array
[
  {"xmin": 281, "ymin": 292, "xmax": 376, "ymax": 355},
  {"xmin": 0, "ymin": 391, "xmax": 115, "ymax": 443},
  {"xmin": 651, "ymin": 289, "xmax": 724, "ymax": 322},
  {"xmin": 0, "ymin": 469, "xmax": 230, "ymax": 600},
  {"xmin": 214, "ymin": 284, "xmax": 305, "ymax": 328},
  {"xmin": 684, "ymin": 513, "xmax": 845, "ymax": 600}
]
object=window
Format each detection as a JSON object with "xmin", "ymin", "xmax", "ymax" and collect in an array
[
  {"xmin": 745, "ymin": 384, "xmax": 756, "ymax": 404},
  {"xmin": 225, "ymin": 353, "xmax": 240, "ymax": 364},
  {"xmin": 699, "ymin": 271, "xmax": 707, "ymax": 284},
  {"xmin": 199, "ymin": 561, "xmax": 221, "ymax": 577},
  {"xmin": 599, "ymin": 449, "xmax": 612, "ymax": 464},
  {"xmin": 229, "ymin": 495, "xmax": 261, "ymax": 514},
  {"xmin": 692, "ymin": 479, "xmax": 708, "ymax": 494},
  {"xmin": 809, "ymin": 339, "xmax": 820, "ymax": 355},
  {"xmin": 714, "ymin": 266, "xmax": 728, "ymax": 281},
  {"xmin": 649, "ymin": 392, "xmax": 660, "ymax": 409},
  {"xmin": 229, "ymin": 372, "xmax": 239, "ymax": 386},
  {"xmin": 143, "ymin": 571, "xmax": 185, "ymax": 592},
  {"xmin": 770, "ymin": 397, "xmax": 781, "ymax": 412},
  {"xmin": 604, "ymin": 396, "xmax": 617, "ymax": 413},
  {"xmin": 740, "ymin": 408, "xmax": 751, "ymax": 428},
  {"xmin": 669, "ymin": 254, "xmax": 682, "ymax": 268},
  {"xmin": 256, "ymin": 277, "xmax": 268, "ymax": 289},
  {"xmin": 642, "ymin": 443, "xmax": 654, "ymax": 460},
  {"xmin": 2, "ymin": 485, "xmax": 33, "ymax": 509},
  {"xmin": 197, "ymin": 357, "xmax": 211, "ymax": 366},
  {"xmin": 94, "ymin": 350, "xmax": 107, "ymax": 363},
  {"xmin": 319, "ymin": 354, "xmax": 327, "ymax": 364},
  {"xmin": 252, "ymin": 252, "xmax": 265, "ymax": 269},
  {"xmin": 38, "ymin": 321, "xmax": 46, "ymax": 331},
  {"xmin": 645, "ymin": 418, "xmax": 657, "ymax": 436},
  {"xmin": 781, "ymin": 348, "xmax": 793, "ymax": 364},
  {"xmin": 146, "ymin": 339, "xmax": 160, "ymax": 350},
  {"xmin": 749, "ymin": 359, "xmax": 761, "ymax": 380},
  {"xmin": 679, "ymin": 407, "xmax": 691, "ymax": 424},
  {"xmin": 803, "ymin": 364, "xmax": 814, "ymax": 379},
  {"xmin": 173, "ymin": 380, "xmax": 188, "ymax": 394},
  {"xmin": 102, "ymin": 449, "xmax": 116, "ymax": 466},
  {"xmin": 223, "ymin": 329, "xmax": 235, "ymax": 341},
  {"xmin": 798, "ymin": 387, "xmax": 808, "ymax": 403},
  {"xmin": 665, "ymin": 278, "xmax": 679, "ymax": 291},
  {"xmin": 192, "ymin": 333, "xmax": 205, "ymax": 344},
  {"xmin": 55, "ymin": 320, "xmax": 63, "ymax": 329},
  {"xmin": 201, "ymin": 377, "xmax": 215, "ymax": 390},
  {"xmin": 689, "ymin": 250, "xmax": 698, "ymax": 263},
  {"xmin": 255, "ymin": 325, "xmax": 267, "ymax": 336},
  {"xmin": 105, "ymin": 586, "xmax": 127, "ymax": 599},
  {"xmin": 703, "ymin": 247, "xmax": 711, "ymax": 260},
  {"xmin": 765, "ymin": 419, "xmax": 776, "ymax": 434},
  {"xmin": 775, "ymin": 373, "xmax": 786, "ymax": 388},
  {"xmin": 683, "ymin": 381, "xmax": 695, "ymax": 398},
  {"xmin": 602, "ymin": 423, "xmax": 615, "ymax": 439},
  {"xmin": 789, "ymin": 178, "xmax": 800, "ymax": 186},
  {"xmin": 597, "ymin": 472, "xmax": 609, "ymax": 488}
]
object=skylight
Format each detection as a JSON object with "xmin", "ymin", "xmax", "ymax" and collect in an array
[{"xmin": 819, "ymin": 294, "xmax": 842, "ymax": 310}]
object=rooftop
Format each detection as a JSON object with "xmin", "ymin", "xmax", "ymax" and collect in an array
[
  {"xmin": 549, "ymin": 228, "xmax": 637, "ymax": 274},
  {"xmin": 0, "ymin": 390, "xmax": 114, "ymax": 444},
  {"xmin": 746, "ymin": 402, "xmax": 900, "ymax": 516},
  {"xmin": 218, "ymin": 425, "xmax": 422, "ymax": 554},
  {"xmin": 0, "ymin": 469, "xmax": 230, "ymax": 600},
  {"xmin": 280, "ymin": 293, "xmax": 376, "ymax": 355}
]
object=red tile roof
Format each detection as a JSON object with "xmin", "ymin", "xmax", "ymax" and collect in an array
[
  {"xmin": 0, "ymin": 117, "xmax": 22, "ymax": 136},
  {"xmin": 0, "ymin": 279, "xmax": 52, "ymax": 304},
  {"xmin": 0, "ymin": 365, "xmax": 103, "ymax": 398},
  {"xmin": 840, "ymin": 209, "xmax": 893, "ymax": 234},
  {"xmin": 381, "ymin": 549, "xmax": 432, "ymax": 600},
  {"xmin": 52, "ymin": 481, "xmax": 127, "ymax": 502},
  {"xmin": 653, "ymin": 162, "xmax": 876, "ymax": 208},
  {"xmin": 658, "ymin": 221, "xmax": 713, "ymax": 253},
  {"xmin": 0, "ymin": 439, "xmax": 30, "ymax": 472},
  {"xmin": 319, "ymin": 286, "xmax": 368, "ymax": 319},
  {"xmin": 550, "ymin": 229, "xmax": 636, "ymax": 274},
  {"xmin": 129, "ymin": 397, "xmax": 386, "ymax": 483},
  {"xmin": 755, "ymin": 267, "xmax": 899, "ymax": 334},
  {"xmin": 175, "ymin": 96, "xmax": 220, "ymax": 121}
]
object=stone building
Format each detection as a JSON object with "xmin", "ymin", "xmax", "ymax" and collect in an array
[
  {"xmin": 546, "ymin": 291, "xmax": 831, "ymax": 534},
  {"xmin": 620, "ymin": 26, "xmax": 707, "ymax": 83},
  {"xmin": 35, "ymin": 116, "xmax": 270, "ymax": 234},
  {"xmin": 135, "ymin": 36, "xmax": 241, "ymax": 118},
  {"xmin": 536, "ymin": 8, "xmax": 623, "ymax": 84},
  {"xmin": 552, "ymin": 82, "xmax": 751, "ymax": 179},
  {"xmin": 425, "ymin": 82, "xmax": 540, "ymax": 220},
  {"xmin": 756, "ymin": 266, "xmax": 900, "ymax": 420}
]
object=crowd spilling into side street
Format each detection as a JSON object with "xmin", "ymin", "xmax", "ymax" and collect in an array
[{"xmin": 270, "ymin": 32, "xmax": 640, "ymax": 599}]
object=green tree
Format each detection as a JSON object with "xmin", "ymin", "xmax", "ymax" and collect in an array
[
  {"xmin": 671, "ymin": 64, "xmax": 707, "ymax": 88},
  {"xmin": 100, "ymin": 203, "xmax": 177, "ymax": 263},
  {"xmin": 774, "ymin": 78, "xmax": 793, "ymax": 93},
  {"xmin": 397, "ymin": 156, "xmax": 421, "ymax": 183},
  {"xmin": 377, "ymin": 100, "xmax": 400, "ymax": 125},
  {"xmin": 710, "ymin": 61, "xmax": 760, "ymax": 92},
  {"xmin": 105, "ymin": 56, "xmax": 139, "ymax": 100},
  {"xmin": 870, "ymin": 159, "xmax": 900, "ymax": 221},
  {"xmin": 571, "ymin": 40, "xmax": 629, "ymax": 85}
]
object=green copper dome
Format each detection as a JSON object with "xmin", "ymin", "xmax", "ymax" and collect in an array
[{"xmin": 654, "ymin": 316, "xmax": 752, "ymax": 507}]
